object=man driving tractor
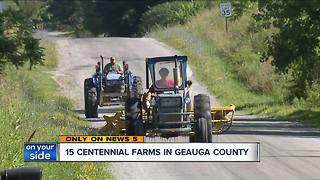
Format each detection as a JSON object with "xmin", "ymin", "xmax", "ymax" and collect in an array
[{"xmin": 104, "ymin": 56, "xmax": 123, "ymax": 75}]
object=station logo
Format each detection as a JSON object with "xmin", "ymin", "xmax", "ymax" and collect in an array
[{"xmin": 24, "ymin": 143, "xmax": 57, "ymax": 161}]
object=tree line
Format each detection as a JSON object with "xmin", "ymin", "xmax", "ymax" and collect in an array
[{"xmin": 0, "ymin": 0, "xmax": 319, "ymax": 99}]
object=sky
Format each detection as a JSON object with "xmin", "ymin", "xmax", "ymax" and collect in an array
[{"xmin": 0, "ymin": 1, "xmax": 7, "ymax": 13}]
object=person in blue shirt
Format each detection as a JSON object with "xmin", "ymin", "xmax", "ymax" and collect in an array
[{"xmin": 93, "ymin": 62, "xmax": 101, "ymax": 87}]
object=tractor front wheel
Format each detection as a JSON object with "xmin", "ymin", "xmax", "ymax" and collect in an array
[
  {"xmin": 192, "ymin": 94, "xmax": 212, "ymax": 143},
  {"xmin": 125, "ymin": 97, "xmax": 145, "ymax": 136}
]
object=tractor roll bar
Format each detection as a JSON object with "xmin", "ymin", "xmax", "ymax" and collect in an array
[
  {"xmin": 100, "ymin": 55, "xmax": 104, "ymax": 89},
  {"xmin": 146, "ymin": 58, "xmax": 149, "ymax": 89}
]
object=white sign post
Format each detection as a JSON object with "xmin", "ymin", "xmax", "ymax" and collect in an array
[
  {"xmin": 220, "ymin": 2, "xmax": 232, "ymax": 32},
  {"xmin": 220, "ymin": 2, "xmax": 232, "ymax": 17}
]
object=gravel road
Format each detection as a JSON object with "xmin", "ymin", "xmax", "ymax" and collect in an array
[{"xmin": 53, "ymin": 36, "xmax": 320, "ymax": 180}]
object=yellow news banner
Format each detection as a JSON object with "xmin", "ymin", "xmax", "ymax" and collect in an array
[{"xmin": 60, "ymin": 135, "xmax": 144, "ymax": 143}]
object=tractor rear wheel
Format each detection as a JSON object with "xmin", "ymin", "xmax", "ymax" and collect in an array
[
  {"xmin": 84, "ymin": 78, "xmax": 98, "ymax": 118},
  {"xmin": 193, "ymin": 94, "xmax": 212, "ymax": 143},
  {"xmin": 132, "ymin": 120, "xmax": 145, "ymax": 136}
]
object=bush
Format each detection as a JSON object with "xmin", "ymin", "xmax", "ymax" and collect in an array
[
  {"xmin": 185, "ymin": 6, "xmax": 280, "ymax": 95},
  {"xmin": 229, "ymin": 48, "xmax": 275, "ymax": 94},
  {"xmin": 139, "ymin": 1, "xmax": 213, "ymax": 34},
  {"xmin": 0, "ymin": 8, "xmax": 44, "ymax": 72},
  {"xmin": 305, "ymin": 83, "xmax": 320, "ymax": 107},
  {"xmin": 151, "ymin": 4, "xmax": 320, "ymax": 127},
  {"xmin": 0, "ymin": 43, "xmax": 112, "ymax": 179}
]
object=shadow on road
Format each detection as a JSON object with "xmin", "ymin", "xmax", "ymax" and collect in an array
[
  {"xmin": 225, "ymin": 116, "xmax": 320, "ymax": 137},
  {"xmin": 73, "ymin": 108, "xmax": 320, "ymax": 138},
  {"xmin": 73, "ymin": 107, "xmax": 123, "ymax": 114}
]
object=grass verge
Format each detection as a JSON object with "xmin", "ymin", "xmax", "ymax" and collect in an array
[
  {"xmin": 0, "ymin": 42, "xmax": 112, "ymax": 179},
  {"xmin": 150, "ymin": 7, "xmax": 320, "ymax": 128}
]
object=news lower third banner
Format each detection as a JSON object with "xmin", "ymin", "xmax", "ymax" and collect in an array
[
  {"xmin": 24, "ymin": 136, "xmax": 260, "ymax": 162},
  {"xmin": 59, "ymin": 142, "xmax": 260, "ymax": 162}
]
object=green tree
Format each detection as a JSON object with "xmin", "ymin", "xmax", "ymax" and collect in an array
[
  {"xmin": 47, "ymin": 0, "xmax": 165, "ymax": 36},
  {"xmin": 139, "ymin": 1, "xmax": 213, "ymax": 34},
  {"xmin": 0, "ymin": 3, "xmax": 44, "ymax": 72},
  {"xmin": 255, "ymin": 0, "xmax": 320, "ymax": 98},
  {"xmin": 230, "ymin": 0, "xmax": 320, "ymax": 98},
  {"xmin": 46, "ymin": 0, "xmax": 78, "ymax": 30}
]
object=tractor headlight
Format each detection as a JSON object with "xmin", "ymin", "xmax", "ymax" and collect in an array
[
  {"xmin": 151, "ymin": 98, "xmax": 156, "ymax": 106},
  {"xmin": 185, "ymin": 97, "xmax": 191, "ymax": 104},
  {"xmin": 146, "ymin": 100, "xmax": 151, "ymax": 108}
]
